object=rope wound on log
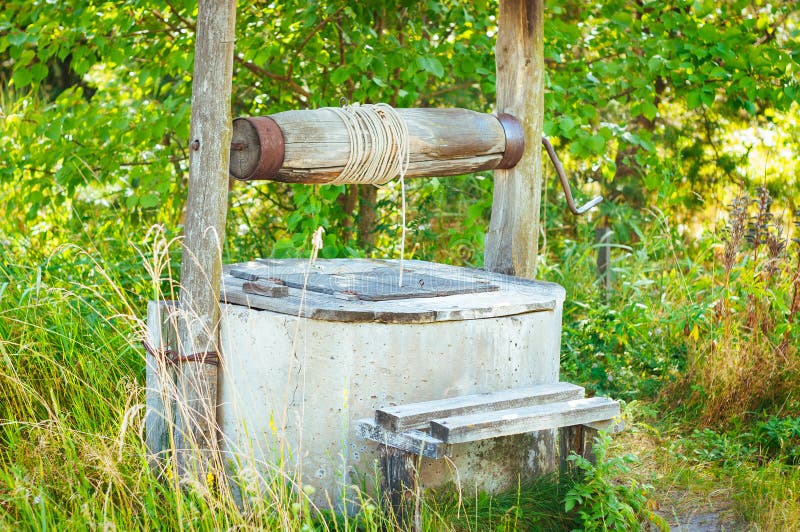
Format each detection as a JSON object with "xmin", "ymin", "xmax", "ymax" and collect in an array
[
  {"xmin": 325, "ymin": 103, "xmax": 409, "ymax": 185},
  {"xmin": 229, "ymin": 107, "xmax": 525, "ymax": 183}
]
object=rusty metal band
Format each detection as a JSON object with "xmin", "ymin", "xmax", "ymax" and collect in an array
[
  {"xmin": 142, "ymin": 340, "xmax": 220, "ymax": 367},
  {"xmin": 495, "ymin": 113, "xmax": 525, "ymax": 169},
  {"xmin": 231, "ymin": 116, "xmax": 285, "ymax": 181}
]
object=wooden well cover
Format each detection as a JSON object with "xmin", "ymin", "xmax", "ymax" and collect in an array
[{"xmin": 221, "ymin": 258, "xmax": 565, "ymax": 323}]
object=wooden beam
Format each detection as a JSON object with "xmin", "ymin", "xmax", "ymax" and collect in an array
[
  {"xmin": 145, "ymin": 300, "xmax": 178, "ymax": 473},
  {"xmin": 355, "ymin": 419, "xmax": 445, "ymax": 459},
  {"xmin": 559, "ymin": 425, "xmax": 599, "ymax": 470},
  {"xmin": 429, "ymin": 397, "xmax": 620, "ymax": 444},
  {"xmin": 485, "ymin": 0, "xmax": 545, "ymax": 277},
  {"xmin": 379, "ymin": 446, "xmax": 421, "ymax": 531},
  {"xmin": 376, "ymin": 382, "xmax": 584, "ymax": 432},
  {"xmin": 174, "ymin": 0, "xmax": 236, "ymax": 482}
]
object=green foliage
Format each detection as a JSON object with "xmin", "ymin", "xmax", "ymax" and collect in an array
[
  {"xmin": 545, "ymin": 0, "xmax": 799, "ymax": 211},
  {"xmin": 431, "ymin": 474, "xmax": 578, "ymax": 531},
  {"xmin": 666, "ymin": 187, "xmax": 800, "ymax": 423},
  {"xmin": 548, "ymin": 210, "xmax": 691, "ymax": 400},
  {"xmin": 675, "ymin": 428, "xmax": 759, "ymax": 467},
  {"xmin": 0, "ymin": 0, "xmax": 500, "ymax": 259},
  {"xmin": 664, "ymin": 413, "xmax": 800, "ymax": 528},
  {"xmin": 3, "ymin": 0, "xmax": 798, "ymax": 261},
  {"xmin": 564, "ymin": 433, "xmax": 667, "ymax": 531},
  {"xmin": 756, "ymin": 416, "xmax": 800, "ymax": 465},
  {"xmin": 675, "ymin": 418, "xmax": 800, "ymax": 470}
]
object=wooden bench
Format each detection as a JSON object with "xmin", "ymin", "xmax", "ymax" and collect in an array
[{"xmin": 355, "ymin": 382, "xmax": 622, "ymax": 523}]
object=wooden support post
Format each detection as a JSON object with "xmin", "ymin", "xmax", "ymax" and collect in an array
[
  {"xmin": 558, "ymin": 425, "xmax": 599, "ymax": 472},
  {"xmin": 485, "ymin": 0, "xmax": 555, "ymax": 474},
  {"xmin": 174, "ymin": 0, "xmax": 236, "ymax": 483},
  {"xmin": 145, "ymin": 300, "xmax": 179, "ymax": 473},
  {"xmin": 595, "ymin": 226, "xmax": 612, "ymax": 295},
  {"xmin": 379, "ymin": 445, "xmax": 421, "ymax": 531},
  {"xmin": 485, "ymin": 0, "xmax": 545, "ymax": 278}
]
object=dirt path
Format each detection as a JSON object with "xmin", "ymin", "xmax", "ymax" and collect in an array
[{"xmin": 613, "ymin": 431, "xmax": 752, "ymax": 531}]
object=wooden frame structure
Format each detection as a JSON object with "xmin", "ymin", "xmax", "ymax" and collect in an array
[{"xmin": 163, "ymin": 0, "xmax": 555, "ymax": 487}]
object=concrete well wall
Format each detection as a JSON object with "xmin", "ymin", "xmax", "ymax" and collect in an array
[{"xmin": 217, "ymin": 298, "xmax": 563, "ymax": 507}]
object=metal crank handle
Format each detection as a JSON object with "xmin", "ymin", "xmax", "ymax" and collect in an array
[{"xmin": 541, "ymin": 136, "xmax": 603, "ymax": 216}]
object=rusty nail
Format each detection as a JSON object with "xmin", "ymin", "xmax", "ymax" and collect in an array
[
  {"xmin": 190, "ymin": 139, "xmax": 200, "ymax": 151},
  {"xmin": 230, "ymin": 142, "xmax": 247, "ymax": 151}
]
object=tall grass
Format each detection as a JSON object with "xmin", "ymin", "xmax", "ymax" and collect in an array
[{"xmin": 676, "ymin": 188, "xmax": 800, "ymax": 423}]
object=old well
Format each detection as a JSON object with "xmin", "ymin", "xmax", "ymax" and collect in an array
[{"xmin": 213, "ymin": 257, "xmax": 565, "ymax": 506}]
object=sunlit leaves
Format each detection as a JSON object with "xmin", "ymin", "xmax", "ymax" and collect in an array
[
  {"xmin": 1, "ymin": 0, "xmax": 797, "ymax": 259},
  {"xmin": 543, "ymin": 0, "xmax": 799, "ymax": 213}
]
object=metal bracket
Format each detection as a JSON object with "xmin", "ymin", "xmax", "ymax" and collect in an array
[{"xmin": 542, "ymin": 136, "xmax": 603, "ymax": 216}]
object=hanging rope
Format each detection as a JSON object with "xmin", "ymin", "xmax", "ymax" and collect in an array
[{"xmin": 324, "ymin": 102, "xmax": 410, "ymax": 285}]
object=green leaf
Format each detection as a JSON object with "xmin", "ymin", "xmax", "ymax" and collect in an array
[
  {"xmin": 641, "ymin": 101, "xmax": 658, "ymax": 121},
  {"xmin": 686, "ymin": 90, "xmax": 702, "ymax": 109},
  {"xmin": 559, "ymin": 115, "xmax": 576, "ymax": 138},
  {"xmin": 30, "ymin": 62, "xmax": 48, "ymax": 83},
  {"xmin": 330, "ymin": 67, "xmax": 350, "ymax": 85},
  {"xmin": 587, "ymin": 134, "xmax": 606, "ymax": 153},
  {"xmin": 417, "ymin": 56, "xmax": 444, "ymax": 78},
  {"xmin": 7, "ymin": 30, "xmax": 27, "ymax": 47},
  {"xmin": 427, "ymin": 57, "xmax": 444, "ymax": 78},
  {"xmin": 139, "ymin": 194, "xmax": 159, "ymax": 209},
  {"xmin": 700, "ymin": 89, "xmax": 715, "ymax": 106},
  {"xmin": 12, "ymin": 68, "xmax": 32, "ymax": 88},
  {"xmin": 646, "ymin": 56, "xmax": 662, "ymax": 73}
]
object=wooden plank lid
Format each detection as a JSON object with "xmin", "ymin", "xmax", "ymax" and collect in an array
[{"xmin": 220, "ymin": 258, "xmax": 565, "ymax": 323}]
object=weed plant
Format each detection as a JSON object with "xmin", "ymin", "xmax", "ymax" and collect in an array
[
  {"xmin": 564, "ymin": 433, "xmax": 667, "ymax": 531},
  {"xmin": 674, "ymin": 187, "xmax": 800, "ymax": 424}
]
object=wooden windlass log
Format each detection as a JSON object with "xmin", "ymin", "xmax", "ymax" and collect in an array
[{"xmin": 229, "ymin": 108, "xmax": 524, "ymax": 183}]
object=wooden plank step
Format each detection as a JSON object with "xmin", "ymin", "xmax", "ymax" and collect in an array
[
  {"xmin": 376, "ymin": 382, "xmax": 585, "ymax": 432},
  {"xmin": 355, "ymin": 419, "xmax": 445, "ymax": 459},
  {"xmin": 429, "ymin": 396, "xmax": 620, "ymax": 444}
]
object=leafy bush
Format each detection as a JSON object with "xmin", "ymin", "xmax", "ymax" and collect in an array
[
  {"xmin": 674, "ymin": 428, "xmax": 758, "ymax": 468},
  {"xmin": 756, "ymin": 416, "xmax": 800, "ymax": 465},
  {"xmin": 564, "ymin": 433, "xmax": 667, "ymax": 531}
]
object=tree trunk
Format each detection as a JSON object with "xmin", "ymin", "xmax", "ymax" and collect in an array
[
  {"xmin": 337, "ymin": 185, "xmax": 358, "ymax": 243},
  {"xmin": 174, "ymin": 0, "xmax": 236, "ymax": 484},
  {"xmin": 358, "ymin": 185, "xmax": 378, "ymax": 251}
]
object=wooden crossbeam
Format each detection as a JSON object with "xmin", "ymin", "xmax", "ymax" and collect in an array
[
  {"xmin": 429, "ymin": 397, "xmax": 620, "ymax": 444},
  {"xmin": 355, "ymin": 419, "xmax": 445, "ymax": 459},
  {"xmin": 375, "ymin": 382, "xmax": 584, "ymax": 432}
]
